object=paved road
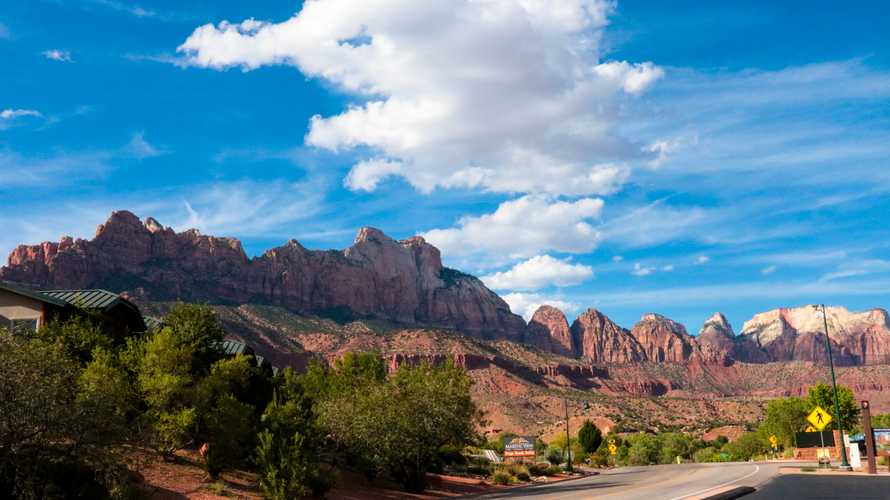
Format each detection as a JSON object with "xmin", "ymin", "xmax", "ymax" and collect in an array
[
  {"xmin": 476, "ymin": 462, "xmax": 798, "ymax": 500},
  {"xmin": 748, "ymin": 473, "xmax": 890, "ymax": 499}
]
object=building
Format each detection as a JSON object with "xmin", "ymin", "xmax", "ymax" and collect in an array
[
  {"xmin": 0, "ymin": 282, "xmax": 68, "ymax": 333},
  {"xmin": 0, "ymin": 282, "xmax": 150, "ymax": 335}
]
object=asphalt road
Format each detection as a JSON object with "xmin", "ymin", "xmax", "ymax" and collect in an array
[
  {"xmin": 748, "ymin": 473, "xmax": 890, "ymax": 499},
  {"xmin": 475, "ymin": 462, "xmax": 795, "ymax": 500}
]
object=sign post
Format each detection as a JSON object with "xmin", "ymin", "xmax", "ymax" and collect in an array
[
  {"xmin": 862, "ymin": 400, "xmax": 877, "ymax": 474},
  {"xmin": 807, "ymin": 406, "xmax": 833, "ymax": 466},
  {"xmin": 769, "ymin": 435, "xmax": 778, "ymax": 458},
  {"xmin": 820, "ymin": 304, "xmax": 851, "ymax": 470}
]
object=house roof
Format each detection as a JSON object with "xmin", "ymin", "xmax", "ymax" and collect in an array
[
  {"xmin": 0, "ymin": 281, "xmax": 68, "ymax": 308},
  {"xmin": 41, "ymin": 289, "xmax": 124, "ymax": 310},
  {"xmin": 41, "ymin": 289, "xmax": 147, "ymax": 332}
]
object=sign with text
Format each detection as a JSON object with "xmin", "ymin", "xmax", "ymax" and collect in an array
[
  {"xmin": 875, "ymin": 429, "xmax": 890, "ymax": 456},
  {"xmin": 504, "ymin": 436, "xmax": 536, "ymax": 458}
]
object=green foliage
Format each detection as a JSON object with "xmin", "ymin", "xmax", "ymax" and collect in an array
[
  {"xmin": 256, "ymin": 389, "xmax": 328, "ymax": 500},
  {"xmin": 545, "ymin": 465, "xmax": 562, "ymax": 476},
  {"xmin": 578, "ymin": 420, "xmax": 603, "ymax": 454},
  {"xmin": 545, "ymin": 447, "xmax": 563, "ymax": 466},
  {"xmin": 623, "ymin": 433, "xmax": 659, "ymax": 466},
  {"xmin": 723, "ymin": 432, "xmax": 767, "ymax": 461},
  {"xmin": 319, "ymin": 360, "xmax": 478, "ymax": 492},
  {"xmin": 490, "ymin": 470, "xmax": 512, "ymax": 485},
  {"xmin": 871, "ymin": 413, "xmax": 890, "ymax": 428},
  {"xmin": 760, "ymin": 396, "xmax": 808, "ymax": 448},
  {"xmin": 693, "ymin": 446, "xmax": 719, "ymax": 463},
  {"xmin": 807, "ymin": 382, "xmax": 860, "ymax": 432},
  {"xmin": 657, "ymin": 432, "xmax": 696, "ymax": 464},
  {"xmin": 164, "ymin": 303, "xmax": 226, "ymax": 374},
  {"xmin": 37, "ymin": 315, "xmax": 113, "ymax": 364},
  {"xmin": 0, "ymin": 332, "xmax": 132, "ymax": 497},
  {"xmin": 527, "ymin": 462, "xmax": 549, "ymax": 476},
  {"xmin": 203, "ymin": 394, "xmax": 255, "ymax": 478}
]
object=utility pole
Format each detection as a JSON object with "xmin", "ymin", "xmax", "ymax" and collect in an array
[
  {"xmin": 821, "ymin": 304, "xmax": 851, "ymax": 470},
  {"xmin": 564, "ymin": 398, "xmax": 573, "ymax": 473},
  {"xmin": 862, "ymin": 400, "xmax": 877, "ymax": 474}
]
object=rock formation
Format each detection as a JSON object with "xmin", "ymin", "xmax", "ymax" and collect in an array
[
  {"xmin": 525, "ymin": 305, "xmax": 574, "ymax": 356},
  {"xmin": 630, "ymin": 313, "xmax": 696, "ymax": 363},
  {"xmin": 738, "ymin": 305, "xmax": 890, "ymax": 365},
  {"xmin": 696, "ymin": 313, "xmax": 736, "ymax": 365},
  {"xmin": 570, "ymin": 308, "xmax": 646, "ymax": 363},
  {"xmin": 1, "ymin": 211, "xmax": 526, "ymax": 339}
]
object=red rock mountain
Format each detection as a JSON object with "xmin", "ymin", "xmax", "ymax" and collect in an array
[
  {"xmin": 569, "ymin": 308, "xmax": 646, "ymax": 363},
  {"xmin": 524, "ymin": 305, "xmax": 574, "ymax": 356},
  {"xmin": 696, "ymin": 313, "xmax": 736, "ymax": 365},
  {"xmin": 630, "ymin": 313, "xmax": 696, "ymax": 363},
  {"xmin": 0, "ymin": 211, "xmax": 525, "ymax": 339}
]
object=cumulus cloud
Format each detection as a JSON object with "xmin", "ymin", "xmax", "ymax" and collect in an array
[
  {"xmin": 0, "ymin": 109, "xmax": 41, "ymax": 129},
  {"xmin": 501, "ymin": 292, "xmax": 578, "ymax": 321},
  {"xmin": 176, "ymin": 0, "xmax": 662, "ymax": 196},
  {"xmin": 423, "ymin": 195, "xmax": 604, "ymax": 266},
  {"xmin": 482, "ymin": 255, "xmax": 593, "ymax": 291},
  {"xmin": 42, "ymin": 49, "xmax": 72, "ymax": 62}
]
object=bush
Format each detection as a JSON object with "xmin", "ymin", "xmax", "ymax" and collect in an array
[
  {"xmin": 437, "ymin": 444, "xmax": 467, "ymax": 467},
  {"xmin": 624, "ymin": 433, "xmax": 659, "ymax": 466},
  {"xmin": 527, "ymin": 462, "xmax": 549, "ymax": 476},
  {"xmin": 546, "ymin": 447, "xmax": 563, "ymax": 466},
  {"xmin": 589, "ymin": 451, "xmax": 608, "ymax": 467},
  {"xmin": 490, "ymin": 470, "xmax": 512, "ymax": 485},
  {"xmin": 516, "ymin": 470, "xmax": 531, "ymax": 482},
  {"xmin": 693, "ymin": 447, "xmax": 718, "ymax": 463},
  {"xmin": 578, "ymin": 420, "xmax": 603, "ymax": 454},
  {"xmin": 545, "ymin": 465, "xmax": 562, "ymax": 476}
]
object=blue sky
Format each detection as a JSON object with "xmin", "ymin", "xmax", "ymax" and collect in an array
[{"xmin": 2, "ymin": 0, "xmax": 889, "ymax": 332}]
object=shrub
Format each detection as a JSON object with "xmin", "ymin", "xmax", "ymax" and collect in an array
[
  {"xmin": 545, "ymin": 466, "xmax": 562, "ymax": 476},
  {"xmin": 437, "ymin": 444, "xmax": 467, "ymax": 466},
  {"xmin": 589, "ymin": 452, "xmax": 608, "ymax": 467},
  {"xmin": 490, "ymin": 470, "xmax": 512, "ymax": 485},
  {"xmin": 546, "ymin": 447, "xmax": 563, "ymax": 466},
  {"xmin": 578, "ymin": 420, "xmax": 603, "ymax": 454},
  {"xmin": 527, "ymin": 462, "xmax": 549, "ymax": 476},
  {"xmin": 516, "ymin": 470, "xmax": 531, "ymax": 482},
  {"xmin": 693, "ymin": 447, "xmax": 718, "ymax": 463}
]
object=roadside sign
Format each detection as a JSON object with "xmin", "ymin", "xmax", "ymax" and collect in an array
[
  {"xmin": 608, "ymin": 443, "xmax": 617, "ymax": 455},
  {"xmin": 769, "ymin": 435, "xmax": 778, "ymax": 449},
  {"xmin": 503, "ymin": 436, "xmax": 536, "ymax": 458},
  {"xmin": 807, "ymin": 406, "xmax": 833, "ymax": 431},
  {"xmin": 805, "ymin": 426, "xmax": 817, "ymax": 432}
]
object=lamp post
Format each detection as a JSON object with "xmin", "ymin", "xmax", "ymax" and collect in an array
[
  {"xmin": 820, "ymin": 304, "xmax": 851, "ymax": 470},
  {"xmin": 563, "ymin": 398, "xmax": 573, "ymax": 473}
]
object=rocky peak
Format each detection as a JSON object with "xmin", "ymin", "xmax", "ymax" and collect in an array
[
  {"xmin": 1, "ymin": 210, "xmax": 525, "ymax": 339},
  {"xmin": 570, "ymin": 308, "xmax": 645, "ymax": 363},
  {"xmin": 700, "ymin": 313, "xmax": 734, "ymax": 338},
  {"xmin": 630, "ymin": 313, "xmax": 694, "ymax": 363},
  {"xmin": 525, "ymin": 305, "xmax": 574, "ymax": 356}
]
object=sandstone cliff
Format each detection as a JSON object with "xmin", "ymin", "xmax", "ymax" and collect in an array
[
  {"xmin": 630, "ymin": 313, "xmax": 696, "ymax": 363},
  {"xmin": 524, "ymin": 305, "xmax": 574, "ymax": 356},
  {"xmin": 1, "ymin": 211, "xmax": 526, "ymax": 339},
  {"xmin": 696, "ymin": 313, "xmax": 736, "ymax": 365},
  {"xmin": 570, "ymin": 308, "xmax": 646, "ymax": 363}
]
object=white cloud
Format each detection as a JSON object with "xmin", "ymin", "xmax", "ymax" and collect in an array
[
  {"xmin": 0, "ymin": 149, "xmax": 112, "ymax": 188},
  {"xmin": 761, "ymin": 265, "xmax": 777, "ymax": 275},
  {"xmin": 481, "ymin": 255, "xmax": 593, "ymax": 290},
  {"xmin": 0, "ymin": 109, "xmax": 42, "ymax": 129},
  {"xmin": 124, "ymin": 132, "xmax": 166, "ymax": 159},
  {"xmin": 631, "ymin": 262, "xmax": 654, "ymax": 276},
  {"xmin": 42, "ymin": 49, "xmax": 72, "ymax": 62},
  {"xmin": 818, "ymin": 259, "xmax": 890, "ymax": 283},
  {"xmin": 176, "ymin": 0, "xmax": 662, "ymax": 196},
  {"xmin": 423, "ymin": 195, "xmax": 604, "ymax": 266},
  {"xmin": 501, "ymin": 292, "xmax": 578, "ymax": 322},
  {"xmin": 92, "ymin": 0, "xmax": 157, "ymax": 18},
  {"xmin": 612, "ymin": 255, "xmax": 623, "ymax": 262},
  {"xmin": 695, "ymin": 255, "xmax": 710, "ymax": 265},
  {"xmin": 662, "ymin": 264, "xmax": 674, "ymax": 272}
]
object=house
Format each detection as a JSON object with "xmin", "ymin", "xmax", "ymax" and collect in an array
[
  {"xmin": 0, "ymin": 282, "xmax": 150, "ymax": 335},
  {"xmin": 0, "ymin": 282, "xmax": 68, "ymax": 333}
]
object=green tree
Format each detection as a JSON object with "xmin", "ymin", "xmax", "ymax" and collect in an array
[
  {"xmin": 871, "ymin": 413, "xmax": 890, "ymax": 428},
  {"xmin": 164, "ymin": 303, "xmax": 226, "ymax": 374},
  {"xmin": 760, "ymin": 396, "xmax": 808, "ymax": 448},
  {"xmin": 578, "ymin": 420, "xmax": 603, "ymax": 454},
  {"xmin": 320, "ymin": 360, "xmax": 478, "ymax": 492},
  {"xmin": 657, "ymin": 433, "xmax": 695, "ymax": 464},
  {"xmin": 807, "ymin": 382, "xmax": 860, "ymax": 432},
  {"xmin": 724, "ymin": 432, "xmax": 766, "ymax": 461},
  {"xmin": 624, "ymin": 433, "xmax": 660, "ymax": 466},
  {"xmin": 36, "ymin": 315, "xmax": 113, "ymax": 364}
]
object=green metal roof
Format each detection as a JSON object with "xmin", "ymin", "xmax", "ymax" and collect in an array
[
  {"xmin": 144, "ymin": 316, "xmax": 164, "ymax": 331},
  {"xmin": 0, "ymin": 282, "xmax": 68, "ymax": 307},
  {"xmin": 41, "ymin": 289, "xmax": 123, "ymax": 310}
]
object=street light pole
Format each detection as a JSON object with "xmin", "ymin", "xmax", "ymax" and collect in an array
[
  {"xmin": 820, "ymin": 304, "xmax": 851, "ymax": 470},
  {"xmin": 564, "ymin": 398, "xmax": 573, "ymax": 472}
]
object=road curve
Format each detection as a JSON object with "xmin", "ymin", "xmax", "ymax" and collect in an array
[{"xmin": 475, "ymin": 462, "xmax": 804, "ymax": 500}]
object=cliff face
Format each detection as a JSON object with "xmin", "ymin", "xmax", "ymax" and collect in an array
[
  {"xmin": 630, "ymin": 313, "xmax": 696, "ymax": 363},
  {"xmin": 697, "ymin": 313, "xmax": 736, "ymax": 365},
  {"xmin": 570, "ymin": 308, "xmax": 646, "ymax": 363},
  {"xmin": 738, "ymin": 305, "xmax": 890, "ymax": 365},
  {"xmin": 525, "ymin": 305, "xmax": 574, "ymax": 356},
  {"xmin": 1, "ymin": 211, "xmax": 525, "ymax": 339}
]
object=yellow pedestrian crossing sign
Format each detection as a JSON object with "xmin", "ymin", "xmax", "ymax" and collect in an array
[
  {"xmin": 769, "ymin": 435, "xmax": 778, "ymax": 449},
  {"xmin": 608, "ymin": 443, "xmax": 617, "ymax": 455},
  {"xmin": 805, "ymin": 425, "xmax": 817, "ymax": 432},
  {"xmin": 806, "ymin": 406, "xmax": 832, "ymax": 431}
]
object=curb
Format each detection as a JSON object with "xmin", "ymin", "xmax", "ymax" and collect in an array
[{"xmin": 702, "ymin": 486, "xmax": 756, "ymax": 500}]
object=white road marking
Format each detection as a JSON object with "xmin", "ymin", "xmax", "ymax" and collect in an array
[{"xmin": 668, "ymin": 464, "xmax": 761, "ymax": 500}]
